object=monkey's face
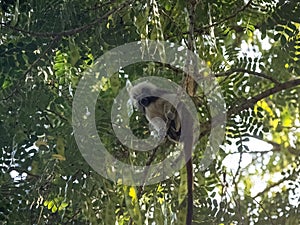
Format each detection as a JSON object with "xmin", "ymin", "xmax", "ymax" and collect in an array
[
  {"xmin": 129, "ymin": 82, "xmax": 158, "ymax": 112},
  {"xmin": 138, "ymin": 96, "xmax": 159, "ymax": 110}
]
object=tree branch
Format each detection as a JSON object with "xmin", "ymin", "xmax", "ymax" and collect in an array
[
  {"xmin": 183, "ymin": 0, "xmax": 199, "ymax": 97},
  {"xmin": 252, "ymin": 171, "xmax": 295, "ymax": 199},
  {"xmin": 200, "ymin": 78, "xmax": 300, "ymax": 137},
  {"xmin": 193, "ymin": 0, "xmax": 253, "ymax": 34},
  {"xmin": 227, "ymin": 78, "xmax": 300, "ymax": 116},
  {"xmin": 1, "ymin": 0, "xmax": 132, "ymax": 38},
  {"xmin": 214, "ymin": 68, "xmax": 280, "ymax": 84},
  {"xmin": 1, "ymin": 37, "xmax": 61, "ymax": 102}
]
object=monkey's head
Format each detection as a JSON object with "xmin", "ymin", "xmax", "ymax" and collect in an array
[{"xmin": 129, "ymin": 81, "xmax": 161, "ymax": 112}]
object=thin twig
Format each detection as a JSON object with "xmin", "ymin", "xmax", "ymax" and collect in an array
[
  {"xmin": 252, "ymin": 198, "xmax": 275, "ymax": 225},
  {"xmin": 44, "ymin": 108, "xmax": 69, "ymax": 122},
  {"xmin": 214, "ymin": 68, "xmax": 280, "ymax": 84},
  {"xmin": 137, "ymin": 147, "xmax": 159, "ymax": 197},
  {"xmin": 128, "ymin": 147, "xmax": 158, "ymax": 225}
]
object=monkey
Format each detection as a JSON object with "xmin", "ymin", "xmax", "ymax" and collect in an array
[
  {"xmin": 129, "ymin": 81, "xmax": 194, "ymax": 225},
  {"xmin": 129, "ymin": 82, "xmax": 181, "ymax": 141}
]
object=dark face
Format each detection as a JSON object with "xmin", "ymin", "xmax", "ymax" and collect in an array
[
  {"xmin": 131, "ymin": 84, "xmax": 157, "ymax": 111},
  {"xmin": 130, "ymin": 82, "xmax": 168, "ymax": 113},
  {"xmin": 138, "ymin": 96, "xmax": 159, "ymax": 108}
]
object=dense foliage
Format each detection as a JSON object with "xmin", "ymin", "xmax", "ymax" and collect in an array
[{"xmin": 0, "ymin": 0, "xmax": 299, "ymax": 224}]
